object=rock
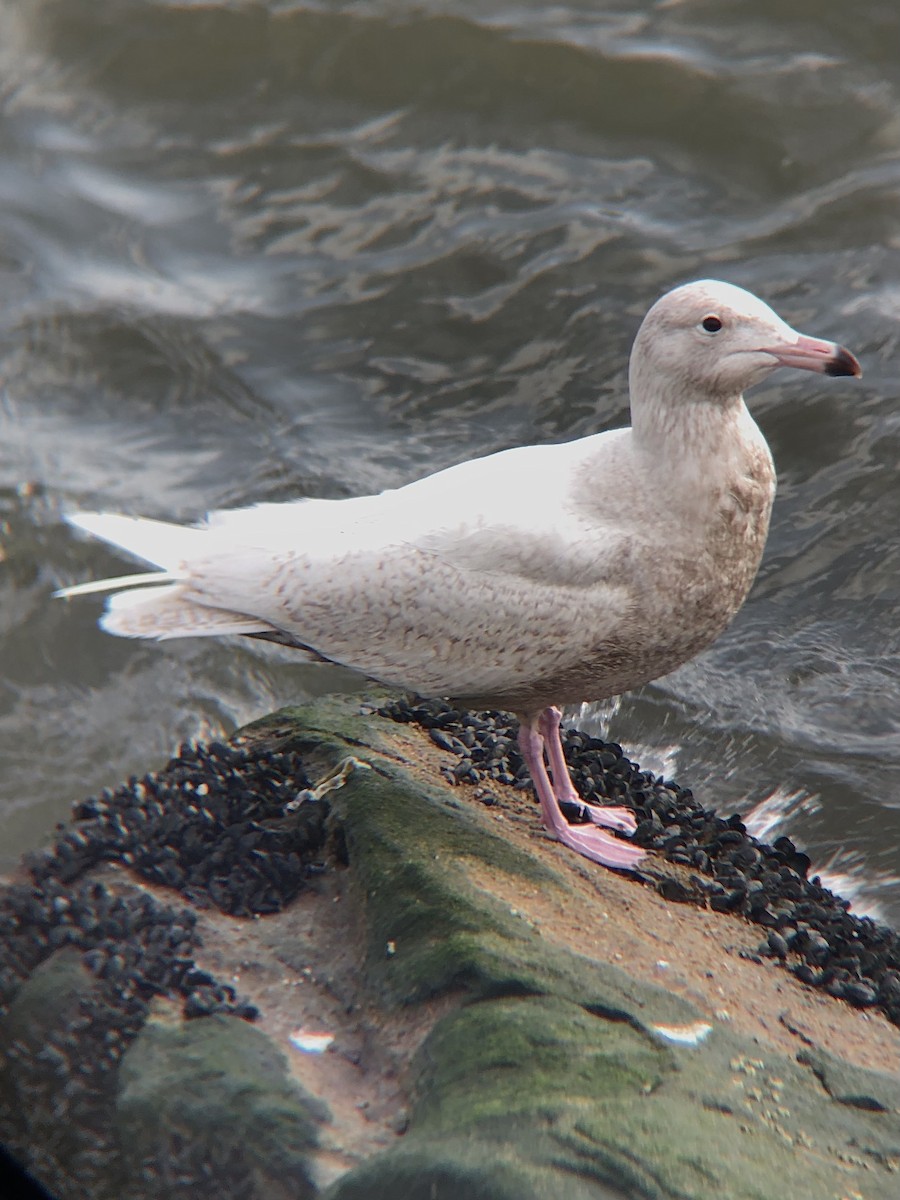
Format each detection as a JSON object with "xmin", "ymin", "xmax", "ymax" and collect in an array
[
  {"xmin": 0, "ymin": 948, "xmax": 116, "ymax": 1197},
  {"xmin": 797, "ymin": 1046, "xmax": 900, "ymax": 1113},
  {"xmin": 2, "ymin": 693, "xmax": 900, "ymax": 1199},
  {"xmin": 116, "ymin": 1013, "xmax": 325, "ymax": 1199}
]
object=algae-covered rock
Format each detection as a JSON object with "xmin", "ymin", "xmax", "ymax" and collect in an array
[
  {"xmin": 327, "ymin": 965, "xmax": 900, "ymax": 1200},
  {"xmin": 326, "ymin": 1143, "xmax": 630, "ymax": 1200},
  {"xmin": 3, "ymin": 694, "xmax": 900, "ymax": 1200},
  {"xmin": 797, "ymin": 1044, "xmax": 900, "ymax": 1112},
  {"xmin": 0, "ymin": 947, "xmax": 122, "ymax": 1198},
  {"xmin": 115, "ymin": 1012, "xmax": 325, "ymax": 1199}
]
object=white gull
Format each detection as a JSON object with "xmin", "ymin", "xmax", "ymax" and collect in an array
[{"xmin": 57, "ymin": 280, "xmax": 861, "ymax": 872}]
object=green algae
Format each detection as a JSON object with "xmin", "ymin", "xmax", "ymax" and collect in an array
[
  {"xmin": 411, "ymin": 994, "xmax": 668, "ymax": 1130},
  {"xmin": 117, "ymin": 1012, "xmax": 325, "ymax": 1199}
]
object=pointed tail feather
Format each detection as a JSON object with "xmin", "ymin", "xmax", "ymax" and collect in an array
[
  {"xmin": 59, "ymin": 509, "xmax": 282, "ymax": 643},
  {"xmin": 55, "ymin": 571, "xmax": 176, "ymax": 599},
  {"xmin": 65, "ymin": 511, "xmax": 207, "ymax": 572},
  {"xmin": 57, "ymin": 509, "xmax": 207, "ymax": 603}
]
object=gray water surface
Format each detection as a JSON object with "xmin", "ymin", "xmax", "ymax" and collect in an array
[{"xmin": 2, "ymin": 0, "xmax": 900, "ymax": 919}]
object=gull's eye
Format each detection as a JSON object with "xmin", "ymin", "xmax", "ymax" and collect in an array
[{"xmin": 701, "ymin": 315, "xmax": 723, "ymax": 333}]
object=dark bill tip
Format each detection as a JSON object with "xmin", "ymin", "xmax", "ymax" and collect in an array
[{"xmin": 825, "ymin": 345, "xmax": 862, "ymax": 378}]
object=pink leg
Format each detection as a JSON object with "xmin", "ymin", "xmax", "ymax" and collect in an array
[
  {"xmin": 537, "ymin": 707, "xmax": 637, "ymax": 835},
  {"xmin": 518, "ymin": 714, "xmax": 644, "ymax": 871}
]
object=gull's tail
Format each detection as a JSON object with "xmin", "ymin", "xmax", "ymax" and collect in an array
[{"xmin": 55, "ymin": 512, "xmax": 278, "ymax": 641}]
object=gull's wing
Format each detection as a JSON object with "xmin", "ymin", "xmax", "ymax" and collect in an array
[{"xmin": 60, "ymin": 431, "xmax": 643, "ymax": 697}]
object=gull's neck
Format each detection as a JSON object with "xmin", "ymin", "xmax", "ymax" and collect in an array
[{"xmin": 628, "ymin": 365, "xmax": 752, "ymax": 466}]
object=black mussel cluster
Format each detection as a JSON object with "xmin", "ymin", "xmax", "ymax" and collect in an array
[
  {"xmin": 1, "ymin": 737, "xmax": 330, "ymax": 1032},
  {"xmin": 0, "ymin": 737, "xmax": 329, "ymax": 1194},
  {"xmin": 32, "ymin": 740, "xmax": 325, "ymax": 917},
  {"xmin": 0, "ymin": 876, "xmax": 219, "ymax": 1019},
  {"xmin": 381, "ymin": 696, "xmax": 900, "ymax": 1027}
]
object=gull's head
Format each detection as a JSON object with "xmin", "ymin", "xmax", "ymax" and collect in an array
[{"xmin": 630, "ymin": 279, "xmax": 861, "ymax": 406}]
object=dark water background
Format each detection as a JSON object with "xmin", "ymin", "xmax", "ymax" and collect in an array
[{"xmin": 2, "ymin": 1, "xmax": 900, "ymax": 920}]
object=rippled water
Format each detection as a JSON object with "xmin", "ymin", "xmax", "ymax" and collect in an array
[{"xmin": 2, "ymin": 1, "xmax": 900, "ymax": 918}]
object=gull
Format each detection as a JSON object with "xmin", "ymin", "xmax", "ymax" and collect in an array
[{"xmin": 57, "ymin": 280, "xmax": 861, "ymax": 872}]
